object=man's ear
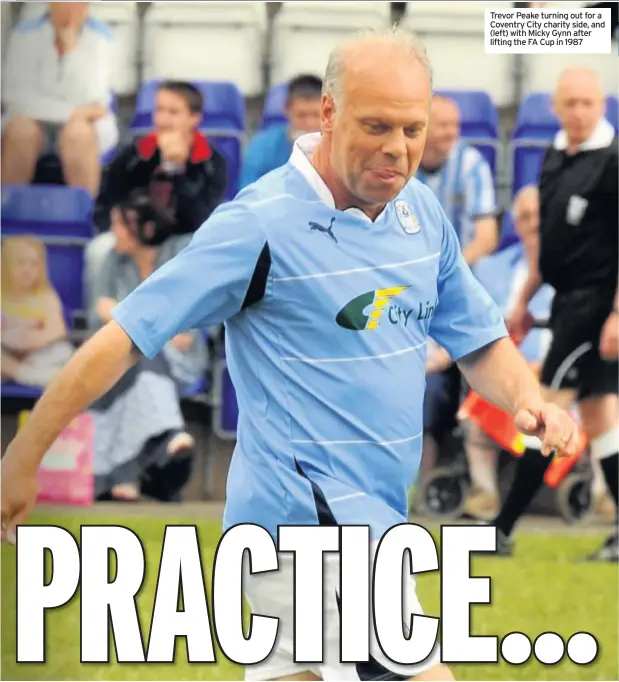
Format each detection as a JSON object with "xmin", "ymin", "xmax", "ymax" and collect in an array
[
  {"xmin": 190, "ymin": 112, "xmax": 201, "ymax": 131},
  {"xmin": 321, "ymin": 93, "xmax": 336, "ymax": 134}
]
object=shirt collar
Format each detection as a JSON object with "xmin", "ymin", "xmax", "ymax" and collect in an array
[
  {"xmin": 136, "ymin": 131, "xmax": 212, "ymax": 163},
  {"xmin": 289, "ymin": 132, "xmax": 389, "ymax": 223},
  {"xmin": 553, "ymin": 117, "xmax": 615, "ymax": 152}
]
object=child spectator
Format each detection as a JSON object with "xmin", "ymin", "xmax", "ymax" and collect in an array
[
  {"xmin": 240, "ymin": 74, "xmax": 323, "ymax": 188},
  {"xmin": 1, "ymin": 236, "xmax": 74, "ymax": 387},
  {"xmin": 1, "ymin": 2, "xmax": 117, "ymax": 196}
]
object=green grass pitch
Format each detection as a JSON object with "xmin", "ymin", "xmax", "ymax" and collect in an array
[{"xmin": 1, "ymin": 512, "xmax": 617, "ymax": 681}]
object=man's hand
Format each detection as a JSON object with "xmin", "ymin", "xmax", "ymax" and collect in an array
[
  {"xmin": 170, "ymin": 332, "xmax": 194, "ymax": 353},
  {"xmin": 600, "ymin": 311, "xmax": 618, "ymax": 360},
  {"xmin": 506, "ymin": 299, "xmax": 534, "ymax": 343},
  {"xmin": 158, "ymin": 131, "xmax": 191, "ymax": 165},
  {"xmin": 514, "ymin": 398, "xmax": 579, "ymax": 458},
  {"xmin": 1, "ymin": 448, "xmax": 39, "ymax": 544},
  {"xmin": 71, "ymin": 103, "xmax": 107, "ymax": 123}
]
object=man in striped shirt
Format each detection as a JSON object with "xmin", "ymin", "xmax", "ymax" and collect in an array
[
  {"xmin": 416, "ymin": 95, "xmax": 500, "ymax": 492},
  {"xmin": 416, "ymin": 95, "xmax": 499, "ymax": 270}
]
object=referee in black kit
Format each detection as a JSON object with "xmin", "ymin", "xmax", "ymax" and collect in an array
[{"xmin": 492, "ymin": 67, "xmax": 618, "ymax": 562}]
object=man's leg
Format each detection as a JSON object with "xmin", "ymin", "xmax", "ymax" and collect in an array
[
  {"xmin": 1, "ymin": 116, "xmax": 44, "ymax": 184},
  {"xmin": 58, "ymin": 117, "xmax": 101, "ymax": 196},
  {"xmin": 579, "ymin": 394, "xmax": 618, "ymax": 561},
  {"xmin": 409, "ymin": 663, "xmax": 455, "ymax": 680},
  {"xmin": 269, "ymin": 674, "xmax": 321, "ymax": 681},
  {"xmin": 268, "ymin": 663, "xmax": 457, "ymax": 681},
  {"xmin": 491, "ymin": 385, "xmax": 576, "ymax": 552},
  {"xmin": 463, "ymin": 421, "xmax": 499, "ymax": 519}
]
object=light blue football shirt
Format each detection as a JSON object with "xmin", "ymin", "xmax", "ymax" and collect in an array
[
  {"xmin": 112, "ymin": 133, "xmax": 507, "ymax": 541},
  {"xmin": 416, "ymin": 141, "xmax": 496, "ymax": 250},
  {"xmin": 476, "ymin": 242, "xmax": 555, "ymax": 363}
]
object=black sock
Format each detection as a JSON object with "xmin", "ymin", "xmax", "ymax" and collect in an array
[
  {"xmin": 600, "ymin": 453, "xmax": 619, "ymax": 508},
  {"xmin": 493, "ymin": 448, "xmax": 552, "ymax": 537}
]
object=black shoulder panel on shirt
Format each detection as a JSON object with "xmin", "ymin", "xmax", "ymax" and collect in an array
[{"xmin": 241, "ymin": 241, "xmax": 271, "ymax": 310}]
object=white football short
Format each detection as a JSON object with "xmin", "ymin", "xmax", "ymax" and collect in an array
[{"xmin": 243, "ymin": 541, "xmax": 442, "ymax": 681}]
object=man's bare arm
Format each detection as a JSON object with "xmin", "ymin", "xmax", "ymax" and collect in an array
[
  {"xmin": 462, "ymin": 217, "xmax": 499, "ymax": 266},
  {"xmin": 457, "ymin": 336, "xmax": 581, "ymax": 458},
  {"xmin": 5, "ymin": 321, "xmax": 139, "ymax": 472},
  {"xmin": 517, "ymin": 218, "xmax": 543, "ymax": 306},
  {"xmin": 457, "ymin": 337, "xmax": 542, "ymax": 417}
]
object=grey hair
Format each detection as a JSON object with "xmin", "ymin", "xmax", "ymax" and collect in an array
[{"xmin": 322, "ymin": 24, "xmax": 433, "ymax": 107}]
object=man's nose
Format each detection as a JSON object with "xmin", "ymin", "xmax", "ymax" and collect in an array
[{"xmin": 381, "ymin": 130, "xmax": 408, "ymax": 159}]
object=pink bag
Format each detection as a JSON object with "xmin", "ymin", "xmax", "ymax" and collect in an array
[{"xmin": 19, "ymin": 411, "xmax": 95, "ymax": 506}]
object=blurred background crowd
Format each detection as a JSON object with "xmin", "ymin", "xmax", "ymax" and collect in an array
[{"xmin": 0, "ymin": 1, "xmax": 617, "ymax": 521}]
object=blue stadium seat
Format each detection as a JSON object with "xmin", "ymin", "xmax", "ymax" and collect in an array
[
  {"xmin": 212, "ymin": 357, "xmax": 238, "ymax": 439},
  {"xmin": 1, "ymin": 185, "xmax": 94, "ymax": 400},
  {"xmin": 181, "ymin": 376, "xmax": 209, "ymax": 399},
  {"xmin": 130, "ymin": 79, "xmax": 246, "ymax": 200},
  {"xmin": 435, "ymin": 90, "xmax": 500, "ymax": 176},
  {"xmin": 260, "ymin": 82, "xmax": 289, "ymax": 129},
  {"xmin": 0, "ymin": 382, "xmax": 43, "ymax": 400},
  {"xmin": 607, "ymin": 95, "xmax": 618, "ymax": 130},
  {"xmin": 510, "ymin": 92, "xmax": 619, "ymax": 195},
  {"xmin": 1, "ymin": 185, "xmax": 93, "ymax": 327},
  {"xmin": 2, "ymin": 184, "xmax": 93, "ymax": 233}
]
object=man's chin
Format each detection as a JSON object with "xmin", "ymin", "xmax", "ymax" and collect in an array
[{"xmin": 362, "ymin": 181, "xmax": 407, "ymax": 204}]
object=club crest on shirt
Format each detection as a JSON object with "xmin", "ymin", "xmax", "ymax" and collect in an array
[{"xmin": 395, "ymin": 200, "xmax": 421, "ymax": 234}]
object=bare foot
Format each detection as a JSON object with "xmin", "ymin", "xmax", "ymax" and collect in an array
[
  {"xmin": 168, "ymin": 432, "xmax": 194, "ymax": 455},
  {"xmin": 111, "ymin": 483, "xmax": 140, "ymax": 500}
]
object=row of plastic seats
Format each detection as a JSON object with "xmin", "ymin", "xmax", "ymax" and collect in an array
[
  {"xmin": 1, "ymin": 185, "xmax": 94, "ymax": 399},
  {"xmin": 33, "ymin": 78, "xmax": 618, "ymax": 214},
  {"xmin": 263, "ymin": 84, "xmax": 619, "ymax": 193},
  {"xmin": 0, "ymin": 184, "xmax": 211, "ymax": 400},
  {"xmin": 398, "ymin": 2, "xmax": 617, "ymax": 104},
  {"xmin": 512, "ymin": 93, "xmax": 619, "ymax": 193},
  {"xmin": 17, "ymin": 2, "xmax": 390, "ymax": 98},
  {"xmin": 16, "ymin": 2, "xmax": 615, "ymax": 102}
]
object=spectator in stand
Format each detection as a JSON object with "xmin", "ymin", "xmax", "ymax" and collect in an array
[
  {"xmin": 88, "ymin": 80, "xmax": 227, "ymax": 291},
  {"xmin": 416, "ymin": 94, "xmax": 499, "ymax": 493},
  {"xmin": 240, "ymin": 74, "xmax": 323, "ymax": 188},
  {"xmin": 416, "ymin": 94, "xmax": 499, "ymax": 267},
  {"xmin": 1, "ymin": 236, "xmax": 74, "ymax": 388},
  {"xmin": 88, "ymin": 190, "xmax": 208, "ymax": 503},
  {"xmin": 1, "ymin": 2, "xmax": 117, "ymax": 196}
]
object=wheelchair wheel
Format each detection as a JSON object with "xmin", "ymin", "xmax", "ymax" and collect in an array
[
  {"xmin": 418, "ymin": 466, "xmax": 469, "ymax": 520},
  {"xmin": 555, "ymin": 472, "xmax": 593, "ymax": 524}
]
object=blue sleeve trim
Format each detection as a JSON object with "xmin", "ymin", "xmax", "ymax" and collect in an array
[
  {"xmin": 449, "ymin": 323, "xmax": 509, "ymax": 363},
  {"xmin": 112, "ymin": 306, "xmax": 160, "ymax": 360},
  {"xmin": 15, "ymin": 15, "xmax": 49, "ymax": 33},
  {"xmin": 86, "ymin": 17, "xmax": 114, "ymax": 40}
]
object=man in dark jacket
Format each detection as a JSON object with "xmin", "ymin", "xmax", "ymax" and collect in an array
[
  {"xmin": 87, "ymin": 81, "xmax": 227, "ymax": 290},
  {"xmin": 96, "ymin": 80, "xmax": 227, "ymax": 233}
]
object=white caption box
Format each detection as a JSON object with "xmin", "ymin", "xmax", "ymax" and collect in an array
[{"xmin": 485, "ymin": 7, "xmax": 611, "ymax": 54}]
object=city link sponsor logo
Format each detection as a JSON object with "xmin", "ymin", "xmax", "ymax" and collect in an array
[{"xmin": 336, "ymin": 286, "xmax": 436, "ymax": 331}]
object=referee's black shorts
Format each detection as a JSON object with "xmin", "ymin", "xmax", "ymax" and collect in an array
[{"xmin": 541, "ymin": 288, "xmax": 618, "ymax": 400}]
